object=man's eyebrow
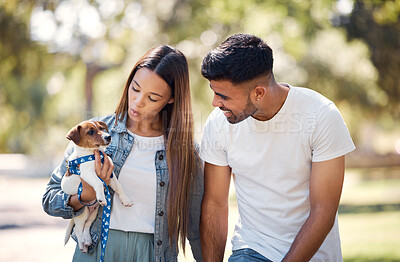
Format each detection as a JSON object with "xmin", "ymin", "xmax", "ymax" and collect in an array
[
  {"xmin": 216, "ymin": 92, "xmax": 229, "ymax": 99},
  {"xmin": 209, "ymin": 84, "xmax": 229, "ymax": 99}
]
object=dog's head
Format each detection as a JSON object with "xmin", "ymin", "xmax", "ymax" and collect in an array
[{"xmin": 66, "ymin": 121, "xmax": 111, "ymax": 149}]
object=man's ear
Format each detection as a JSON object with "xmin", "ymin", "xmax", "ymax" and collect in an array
[
  {"xmin": 253, "ymin": 86, "xmax": 266, "ymax": 101},
  {"xmin": 66, "ymin": 125, "xmax": 81, "ymax": 145}
]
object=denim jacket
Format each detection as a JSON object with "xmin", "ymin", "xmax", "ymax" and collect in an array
[{"xmin": 42, "ymin": 114, "xmax": 204, "ymax": 262}]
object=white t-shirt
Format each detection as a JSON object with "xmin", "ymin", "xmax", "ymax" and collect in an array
[
  {"xmin": 200, "ymin": 86, "xmax": 355, "ymax": 262},
  {"xmin": 110, "ymin": 131, "xmax": 164, "ymax": 233}
]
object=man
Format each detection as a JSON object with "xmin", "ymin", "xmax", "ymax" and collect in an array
[{"xmin": 199, "ymin": 33, "xmax": 355, "ymax": 262}]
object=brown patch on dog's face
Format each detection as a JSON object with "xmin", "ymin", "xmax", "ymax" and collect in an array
[
  {"xmin": 97, "ymin": 121, "xmax": 109, "ymax": 133},
  {"xmin": 66, "ymin": 125, "xmax": 81, "ymax": 145},
  {"xmin": 66, "ymin": 121, "xmax": 111, "ymax": 148}
]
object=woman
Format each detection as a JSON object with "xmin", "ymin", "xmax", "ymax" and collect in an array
[{"xmin": 42, "ymin": 46, "xmax": 203, "ymax": 261}]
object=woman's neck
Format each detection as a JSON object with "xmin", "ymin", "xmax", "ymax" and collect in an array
[{"xmin": 127, "ymin": 117, "xmax": 164, "ymax": 137}]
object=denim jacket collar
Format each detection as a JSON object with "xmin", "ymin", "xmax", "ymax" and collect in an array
[{"xmin": 111, "ymin": 113, "xmax": 128, "ymax": 134}]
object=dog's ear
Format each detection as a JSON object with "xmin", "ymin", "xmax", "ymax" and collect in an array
[
  {"xmin": 98, "ymin": 121, "xmax": 109, "ymax": 133},
  {"xmin": 66, "ymin": 125, "xmax": 81, "ymax": 145}
]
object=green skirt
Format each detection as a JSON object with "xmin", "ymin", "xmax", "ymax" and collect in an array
[{"xmin": 72, "ymin": 229, "xmax": 154, "ymax": 262}]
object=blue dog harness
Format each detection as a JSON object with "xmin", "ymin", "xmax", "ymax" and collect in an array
[{"xmin": 68, "ymin": 151, "xmax": 112, "ymax": 262}]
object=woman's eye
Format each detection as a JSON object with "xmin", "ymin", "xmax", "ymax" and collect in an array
[
  {"xmin": 132, "ymin": 86, "xmax": 140, "ymax": 92},
  {"xmin": 149, "ymin": 96, "xmax": 158, "ymax": 102},
  {"xmin": 88, "ymin": 130, "xmax": 95, "ymax": 135}
]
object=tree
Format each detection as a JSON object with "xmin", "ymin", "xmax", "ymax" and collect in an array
[
  {"xmin": 0, "ymin": 0, "xmax": 55, "ymax": 153},
  {"xmin": 2, "ymin": 0, "xmax": 398, "ymax": 154},
  {"xmin": 30, "ymin": 0, "xmax": 132, "ymax": 114},
  {"xmin": 341, "ymin": 0, "xmax": 400, "ymax": 117}
]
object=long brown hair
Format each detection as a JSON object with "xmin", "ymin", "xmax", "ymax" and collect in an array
[{"xmin": 115, "ymin": 46, "xmax": 196, "ymax": 253}]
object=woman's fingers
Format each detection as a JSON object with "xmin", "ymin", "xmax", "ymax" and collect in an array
[
  {"xmin": 94, "ymin": 150, "xmax": 114, "ymax": 185},
  {"xmin": 106, "ymin": 155, "xmax": 114, "ymax": 180},
  {"xmin": 94, "ymin": 150, "xmax": 103, "ymax": 177}
]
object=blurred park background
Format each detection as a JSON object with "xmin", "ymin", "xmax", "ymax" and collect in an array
[{"xmin": 0, "ymin": 0, "xmax": 399, "ymax": 261}]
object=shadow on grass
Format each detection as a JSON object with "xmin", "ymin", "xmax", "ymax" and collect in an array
[
  {"xmin": 339, "ymin": 203, "xmax": 400, "ymax": 214},
  {"xmin": 344, "ymin": 257, "xmax": 400, "ymax": 262}
]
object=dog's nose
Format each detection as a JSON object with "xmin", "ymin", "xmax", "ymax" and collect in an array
[{"xmin": 105, "ymin": 135, "xmax": 111, "ymax": 142}]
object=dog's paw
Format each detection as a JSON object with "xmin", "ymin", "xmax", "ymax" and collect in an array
[
  {"xmin": 122, "ymin": 199, "xmax": 134, "ymax": 207},
  {"xmin": 96, "ymin": 192, "xmax": 107, "ymax": 206},
  {"xmin": 78, "ymin": 241, "xmax": 85, "ymax": 252},
  {"xmin": 81, "ymin": 245, "xmax": 88, "ymax": 253},
  {"xmin": 82, "ymin": 232, "xmax": 92, "ymax": 247},
  {"xmin": 98, "ymin": 198, "xmax": 107, "ymax": 206},
  {"xmin": 119, "ymin": 195, "xmax": 133, "ymax": 207}
]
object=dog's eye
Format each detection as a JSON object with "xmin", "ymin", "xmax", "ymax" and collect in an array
[{"xmin": 88, "ymin": 130, "xmax": 95, "ymax": 135}]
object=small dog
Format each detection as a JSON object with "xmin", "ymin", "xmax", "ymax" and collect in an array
[{"xmin": 61, "ymin": 120, "xmax": 133, "ymax": 252}]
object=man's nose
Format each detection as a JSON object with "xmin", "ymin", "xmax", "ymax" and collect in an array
[{"xmin": 211, "ymin": 94, "xmax": 222, "ymax": 108}]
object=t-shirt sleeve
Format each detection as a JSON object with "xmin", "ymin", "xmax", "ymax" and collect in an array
[
  {"xmin": 311, "ymin": 103, "xmax": 356, "ymax": 162},
  {"xmin": 200, "ymin": 112, "xmax": 229, "ymax": 166}
]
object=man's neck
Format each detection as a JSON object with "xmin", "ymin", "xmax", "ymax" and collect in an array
[{"xmin": 252, "ymin": 82, "xmax": 290, "ymax": 121}]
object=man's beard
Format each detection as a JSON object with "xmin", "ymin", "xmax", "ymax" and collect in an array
[{"xmin": 223, "ymin": 96, "xmax": 257, "ymax": 124}]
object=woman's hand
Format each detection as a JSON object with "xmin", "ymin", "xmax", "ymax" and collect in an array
[
  {"xmin": 69, "ymin": 150, "xmax": 114, "ymax": 209},
  {"xmin": 94, "ymin": 149, "xmax": 114, "ymax": 186}
]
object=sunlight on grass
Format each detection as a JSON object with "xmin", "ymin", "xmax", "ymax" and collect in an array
[
  {"xmin": 340, "ymin": 211, "xmax": 400, "ymax": 262},
  {"xmin": 341, "ymin": 178, "xmax": 400, "ymax": 205}
]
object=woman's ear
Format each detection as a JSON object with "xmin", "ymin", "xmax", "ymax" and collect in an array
[{"xmin": 168, "ymin": 98, "xmax": 174, "ymax": 104}]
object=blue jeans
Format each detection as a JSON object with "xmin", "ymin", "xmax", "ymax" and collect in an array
[{"xmin": 228, "ymin": 248, "xmax": 273, "ymax": 262}]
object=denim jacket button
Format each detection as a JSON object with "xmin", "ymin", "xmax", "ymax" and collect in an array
[
  {"xmin": 159, "ymin": 181, "xmax": 165, "ymax": 187},
  {"xmin": 158, "ymin": 211, "xmax": 164, "ymax": 216},
  {"xmin": 158, "ymin": 154, "xmax": 164, "ymax": 160},
  {"xmin": 157, "ymin": 240, "xmax": 162, "ymax": 246}
]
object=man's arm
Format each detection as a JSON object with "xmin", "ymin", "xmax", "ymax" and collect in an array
[
  {"xmin": 282, "ymin": 156, "xmax": 345, "ymax": 262},
  {"xmin": 200, "ymin": 162, "xmax": 231, "ymax": 262}
]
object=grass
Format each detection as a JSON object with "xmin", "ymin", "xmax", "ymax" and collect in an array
[
  {"xmin": 339, "ymin": 168, "xmax": 400, "ymax": 261},
  {"xmin": 341, "ymin": 170, "xmax": 400, "ymax": 206},
  {"xmin": 340, "ymin": 211, "xmax": 400, "ymax": 262}
]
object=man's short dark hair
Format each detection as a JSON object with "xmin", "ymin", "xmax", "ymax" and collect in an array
[{"xmin": 201, "ymin": 33, "xmax": 273, "ymax": 84}]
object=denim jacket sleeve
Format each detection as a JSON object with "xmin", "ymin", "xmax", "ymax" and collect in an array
[
  {"xmin": 42, "ymin": 142, "xmax": 84, "ymax": 219},
  {"xmin": 187, "ymin": 144, "xmax": 204, "ymax": 261}
]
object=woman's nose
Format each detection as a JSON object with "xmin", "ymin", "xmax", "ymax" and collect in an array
[{"xmin": 135, "ymin": 94, "xmax": 145, "ymax": 108}]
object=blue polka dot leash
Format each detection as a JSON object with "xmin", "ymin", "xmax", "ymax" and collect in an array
[
  {"xmin": 98, "ymin": 176, "xmax": 111, "ymax": 262},
  {"xmin": 68, "ymin": 151, "xmax": 112, "ymax": 262}
]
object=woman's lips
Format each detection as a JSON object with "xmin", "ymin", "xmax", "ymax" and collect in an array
[{"xmin": 130, "ymin": 108, "xmax": 140, "ymax": 117}]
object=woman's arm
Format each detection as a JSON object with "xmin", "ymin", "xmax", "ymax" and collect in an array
[
  {"xmin": 187, "ymin": 145, "xmax": 204, "ymax": 261},
  {"xmin": 43, "ymin": 145, "xmax": 115, "ymax": 215},
  {"xmin": 42, "ymin": 142, "xmax": 84, "ymax": 219}
]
